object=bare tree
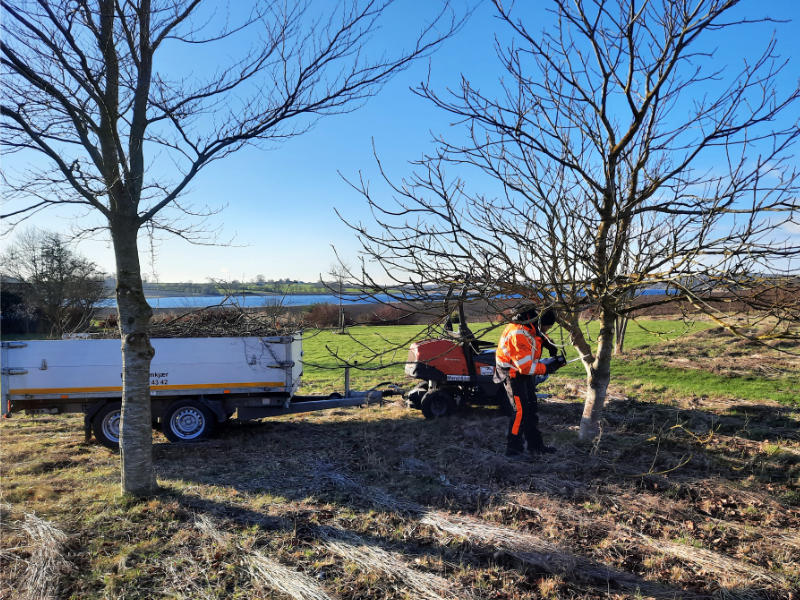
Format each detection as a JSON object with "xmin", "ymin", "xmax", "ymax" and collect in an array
[
  {"xmin": 343, "ymin": 0, "xmax": 799, "ymax": 441},
  {"xmin": 327, "ymin": 261, "xmax": 353, "ymax": 334},
  {"xmin": 1, "ymin": 0, "xmax": 461, "ymax": 495},
  {"xmin": 1, "ymin": 229, "xmax": 107, "ymax": 336}
]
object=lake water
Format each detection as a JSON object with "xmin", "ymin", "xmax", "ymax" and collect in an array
[
  {"xmin": 99, "ymin": 289, "xmax": 669, "ymax": 309},
  {"xmin": 99, "ymin": 293, "xmax": 395, "ymax": 309}
]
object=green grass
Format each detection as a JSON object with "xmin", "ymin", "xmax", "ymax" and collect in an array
[
  {"xmin": 609, "ymin": 361, "xmax": 800, "ymax": 404},
  {"xmin": 553, "ymin": 318, "xmax": 714, "ymax": 354},
  {"xmin": 541, "ymin": 321, "xmax": 798, "ymax": 405},
  {"xmin": 299, "ymin": 318, "xmax": 800, "ymax": 406},
  {"xmin": 300, "ymin": 325, "xmax": 426, "ymax": 392},
  {"xmin": 541, "ymin": 319, "xmax": 716, "ymax": 379}
]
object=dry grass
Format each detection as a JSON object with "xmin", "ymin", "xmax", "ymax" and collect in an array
[
  {"xmin": 1, "ymin": 325, "xmax": 798, "ymax": 599},
  {"xmin": 509, "ymin": 492, "xmax": 794, "ymax": 591},
  {"xmin": 629, "ymin": 531, "xmax": 785, "ymax": 589},
  {"xmin": 191, "ymin": 514, "xmax": 335, "ymax": 600},
  {"xmin": 245, "ymin": 552, "xmax": 334, "ymax": 600},
  {"xmin": 0, "ymin": 504, "xmax": 71, "ymax": 600},
  {"xmin": 320, "ymin": 527, "xmax": 467, "ymax": 600}
]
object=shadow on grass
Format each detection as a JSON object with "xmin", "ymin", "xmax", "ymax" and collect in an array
[
  {"xmin": 150, "ymin": 395, "xmax": 798, "ymax": 597},
  {"xmin": 584, "ymin": 398, "xmax": 800, "ymax": 489},
  {"xmin": 152, "ymin": 395, "xmax": 799, "ymax": 509},
  {"xmin": 161, "ymin": 482, "xmax": 699, "ymax": 600}
]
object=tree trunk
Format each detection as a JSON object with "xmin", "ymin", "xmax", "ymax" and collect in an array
[
  {"xmin": 578, "ymin": 311, "xmax": 615, "ymax": 442},
  {"xmin": 614, "ymin": 314, "xmax": 628, "ymax": 355},
  {"xmin": 111, "ymin": 222, "xmax": 157, "ymax": 496}
]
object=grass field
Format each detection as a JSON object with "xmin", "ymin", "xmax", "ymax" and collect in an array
[
  {"xmin": 2, "ymin": 319, "xmax": 799, "ymax": 599},
  {"xmin": 302, "ymin": 319, "xmax": 705, "ymax": 388},
  {"xmin": 303, "ymin": 319, "xmax": 800, "ymax": 405}
]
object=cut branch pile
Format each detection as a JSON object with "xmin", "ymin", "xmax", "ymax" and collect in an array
[{"xmin": 95, "ymin": 308, "xmax": 290, "ymax": 338}]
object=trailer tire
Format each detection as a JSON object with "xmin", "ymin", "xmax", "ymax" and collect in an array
[
  {"xmin": 420, "ymin": 390, "xmax": 454, "ymax": 419},
  {"xmin": 92, "ymin": 402, "xmax": 122, "ymax": 450},
  {"xmin": 161, "ymin": 399, "xmax": 215, "ymax": 443}
]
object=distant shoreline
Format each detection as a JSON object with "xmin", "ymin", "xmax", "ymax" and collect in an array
[
  {"xmin": 141, "ymin": 290, "xmax": 338, "ymax": 298},
  {"xmin": 95, "ymin": 290, "xmax": 679, "ymax": 320},
  {"xmin": 96, "ymin": 292, "xmax": 396, "ymax": 315}
]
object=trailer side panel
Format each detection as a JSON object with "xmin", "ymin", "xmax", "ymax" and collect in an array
[{"xmin": 2, "ymin": 336, "xmax": 301, "ymax": 409}]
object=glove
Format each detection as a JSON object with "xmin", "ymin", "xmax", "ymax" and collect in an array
[{"xmin": 543, "ymin": 356, "xmax": 566, "ymax": 374}]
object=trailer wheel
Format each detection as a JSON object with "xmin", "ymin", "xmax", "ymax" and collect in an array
[
  {"xmin": 420, "ymin": 390, "xmax": 454, "ymax": 419},
  {"xmin": 161, "ymin": 400, "xmax": 214, "ymax": 443},
  {"xmin": 92, "ymin": 402, "xmax": 122, "ymax": 449}
]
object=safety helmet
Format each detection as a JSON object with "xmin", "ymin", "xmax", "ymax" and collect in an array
[
  {"xmin": 511, "ymin": 304, "xmax": 538, "ymax": 324},
  {"xmin": 512, "ymin": 304, "xmax": 557, "ymax": 328}
]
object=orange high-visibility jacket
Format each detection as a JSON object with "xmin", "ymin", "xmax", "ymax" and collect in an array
[{"xmin": 496, "ymin": 322, "xmax": 547, "ymax": 378}]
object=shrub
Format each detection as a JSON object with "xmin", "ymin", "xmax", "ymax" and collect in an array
[
  {"xmin": 303, "ymin": 303, "xmax": 346, "ymax": 328},
  {"xmin": 363, "ymin": 304, "xmax": 413, "ymax": 325}
]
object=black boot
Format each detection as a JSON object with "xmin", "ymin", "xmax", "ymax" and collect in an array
[
  {"xmin": 505, "ymin": 442, "xmax": 525, "ymax": 458},
  {"xmin": 526, "ymin": 427, "xmax": 555, "ymax": 455}
]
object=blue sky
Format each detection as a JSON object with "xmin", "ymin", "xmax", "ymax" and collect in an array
[{"xmin": 2, "ymin": 0, "xmax": 798, "ymax": 283}]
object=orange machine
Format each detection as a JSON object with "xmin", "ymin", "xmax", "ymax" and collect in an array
[{"xmin": 404, "ymin": 334, "xmax": 503, "ymax": 419}]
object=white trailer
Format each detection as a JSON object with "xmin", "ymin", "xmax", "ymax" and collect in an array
[{"xmin": 1, "ymin": 335, "xmax": 384, "ymax": 448}]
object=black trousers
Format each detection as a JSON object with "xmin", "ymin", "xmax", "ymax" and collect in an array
[{"xmin": 503, "ymin": 375, "xmax": 545, "ymax": 454}]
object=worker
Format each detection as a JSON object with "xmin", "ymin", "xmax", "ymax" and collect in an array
[{"xmin": 494, "ymin": 305, "xmax": 565, "ymax": 458}]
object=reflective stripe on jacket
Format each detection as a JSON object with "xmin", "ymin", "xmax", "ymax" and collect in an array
[{"xmin": 496, "ymin": 322, "xmax": 546, "ymax": 378}]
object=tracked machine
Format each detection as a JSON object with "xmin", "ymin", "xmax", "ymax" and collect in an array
[
  {"xmin": 403, "ymin": 306, "xmax": 508, "ymax": 419},
  {"xmin": 403, "ymin": 305, "xmax": 565, "ymax": 419},
  {"xmin": 404, "ymin": 336, "xmax": 505, "ymax": 418}
]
